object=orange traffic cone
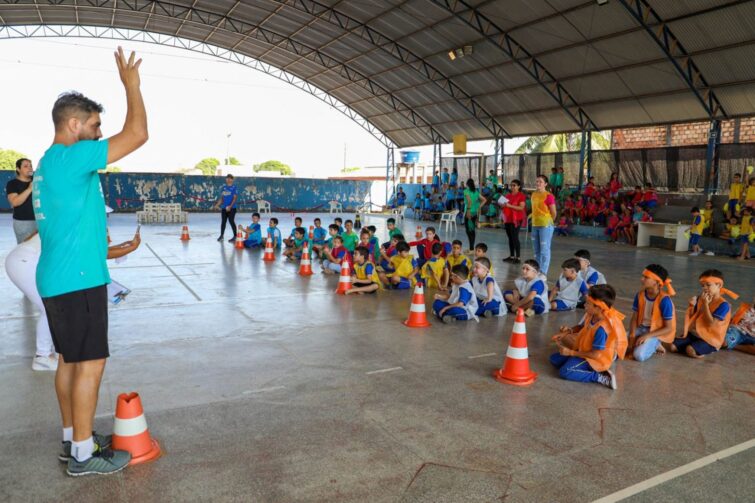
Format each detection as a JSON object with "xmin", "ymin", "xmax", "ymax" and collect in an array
[
  {"xmin": 308, "ymin": 225, "xmax": 314, "ymax": 241},
  {"xmin": 262, "ymin": 237, "xmax": 276, "ymax": 262},
  {"xmin": 299, "ymin": 241, "xmax": 314, "ymax": 276},
  {"xmin": 493, "ymin": 308, "xmax": 537, "ymax": 386},
  {"xmin": 111, "ymin": 392, "xmax": 161, "ymax": 465},
  {"xmin": 180, "ymin": 225, "xmax": 190, "ymax": 241},
  {"xmin": 403, "ymin": 282, "xmax": 431, "ymax": 327},
  {"xmin": 335, "ymin": 259, "xmax": 353, "ymax": 294},
  {"xmin": 415, "ymin": 225, "xmax": 422, "ymax": 239},
  {"xmin": 234, "ymin": 225, "xmax": 245, "ymax": 249},
  {"xmin": 107, "ymin": 228, "xmax": 112, "ymax": 244}
]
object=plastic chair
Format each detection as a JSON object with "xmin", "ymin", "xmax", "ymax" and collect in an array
[
  {"xmin": 257, "ymin": 200, "xmax": 271, "ymax": 213},
  {"xmin": 439, "ymin": 209, "xmax": 459, "ymax": 232},
  {"xmin": 392, "ymin": 205, "xmax": 407, "ymax": 222},
  {"xmin": 329, "ymin": 201, "xmax": 343, "ymax": 213}
]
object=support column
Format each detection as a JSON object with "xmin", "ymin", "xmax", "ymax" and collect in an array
[
  {"xmin": 586, "ymin": 130, "xmax": 592, "ymax": 182},
  {"xmin": 704, "ymin": 120, "xmax": 721, "ymax": 196},
  {"xmin": 578, "ymin": 130, "xmax": 588, "ymax": 190},
  {"xmin": 385, "ymin": 147, "xmax": 395, "ymax": 204}
]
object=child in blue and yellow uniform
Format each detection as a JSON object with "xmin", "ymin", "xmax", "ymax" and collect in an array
[
  {"xmin": 504, "ymin": 259, "xmax": 549, "ymax": 316},
  {"xmin": 670, "ymin": 269, "xmax": 737, "ymax": 358},
  {"xmin": 446, "ymin": 240, "xmax": 471, "ymax": 280},
  {"xmin": 474, "ymin": 243, "xmax": 494, "ymax": 277},
  {"xmin": 378, "ymin": 241, "xmax": 418, "ymax": 289},
  {"xmin": 549, "ymin": 284, "xmax": 626, "ymax": 390},
  {"xmin": 421, "ymin": 242, "xmax": 448, "ymax": 289},
  {"xmin": 471, "ymin": 257, "xmax": 504, "ymax": 317},
  {"xmin": 627, "ymin": 264, "xmax": 676, "ymax": 362},
  {"xmin": 242, "ymin": 212, "xmax": 263, "ymax": 248},
  {"xmin": 737, "ymin": 207, "xmax": 752, "ymax": 260},
  {"xmin": 549, "ymin": 258, "xmax": 589, "ymax": 311},
  {"xmin": 689, "ymin": 206, "xmax": 703, "ymax": 256},
  {"xmin": 432, "ymin": 264, "xmax": 478, "ymax": 323},
  {"xmin": 346, "ymin": 246, "xmax": 381, "ymax": 295},
  {"xmin": 378, "ymin": 234, "xmax": 403, "ymax": 273},
  {"xmin": 366, "ymin": 225, "xmax": 380, "ymax": 252},
  {"xmin": 727, "ymin": 173, "xmax": 744, "ymax": 218}
]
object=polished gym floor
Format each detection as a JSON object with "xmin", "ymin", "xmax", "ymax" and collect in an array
[{"xmin": 0, "ymin": 212, "xmax": 752, "ymax": 502}]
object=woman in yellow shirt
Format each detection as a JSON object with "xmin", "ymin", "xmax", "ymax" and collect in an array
[{"xmin": 530, "ymin": 175, "xmax": 558, "ymax": 274}]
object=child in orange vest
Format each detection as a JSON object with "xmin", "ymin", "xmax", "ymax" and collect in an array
[
  {"xmin": 550, "ymin": 284, "xmax": 628, "ymax": 390},
  {"xmin": 724, "ymin": 299, "xmax": 755, "ymax": 355},
  {"xmin": 628, "ymin": 265, "xmax": 677, "ymax": 362},
  {"xmin": 669, "ymin": 269, "xmax": 738, "ymax": 358}
]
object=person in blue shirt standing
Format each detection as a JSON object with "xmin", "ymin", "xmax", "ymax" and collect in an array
[
  {"xmin": 33, "ymin": 47, "xmax": 148, "ymax": 476},
  {"xmin": 213, "ymin": 174, "xmax": 238, "ymax": 242}
]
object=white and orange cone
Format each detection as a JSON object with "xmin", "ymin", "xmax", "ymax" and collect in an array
[
  {"xmin": 234, "ymin": 225, "xmax": 245, "ymax": 249},
  {"xmin": 335, "ymin": 259, "xmax": 353, "ymax": 294},
  {"xmin": 492, "ymin": 308, "xmax": 537, "ymax": 386},
  {"xmin": 403, "ymin": 282, "xmax": 431, "ymax": 327},
  {"xmin": 111, "ymin": 392, "xmax": 162, "ymax": 465},
  {"xmin": 180, "ymin": 225, "xmax": 190, "ymax": 241},
  {"xmin": 263, "ymin": 237, "xmax": 275, "ymax": 261},
  {"xmin": 299, "ymin": 241, "xmax": 314, "ymax": 276},
  {"xmin": 415, "ymin": 225, "xmax": 422, "ymax": 239}
]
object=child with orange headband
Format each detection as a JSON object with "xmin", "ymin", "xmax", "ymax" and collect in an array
[
  {"xmin": 550, "ymin": 284, "xmax": 627, "ymax": 390},
  {"xmin": 627, "ymin": 264, "xmax": 676, "ymax": 362},
  {"xmin": 669, "ymin": 269, "xmax": 737, "ymax": 358}
]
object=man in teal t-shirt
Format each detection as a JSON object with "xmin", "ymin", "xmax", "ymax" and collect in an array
[{"xmin": 33, "ymin": 47, "xmax": 149, "ymax": 477}]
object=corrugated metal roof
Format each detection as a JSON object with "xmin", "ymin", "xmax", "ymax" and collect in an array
[{"xmin": 1, "ymin": 0, "xmax": 753, "ymax": 147}]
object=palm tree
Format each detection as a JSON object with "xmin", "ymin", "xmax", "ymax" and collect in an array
[{"xmin": 515, "ymin": 131, "xmax": 612, "ymax": 154}]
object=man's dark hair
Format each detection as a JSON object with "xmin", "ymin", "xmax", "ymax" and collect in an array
[
  {"xmin": 15, "ymin": 158, "xmax": 30, "ymax": 172},
  {"xmin": 561, "ymin": 258, "xmax": 581, "ymax": 272},
  {"xmin": 589, "ymin": 284, "xmax": 616, "ymax": 307},
  {"xmin": 645, "ymin": 264, "xmax": 668, "ymax": 282},
  {"xmin": 52, "ymin": 92, "xmax": 104, "ymax": 129},
  {"xmin": 451, "ymin": 264, "xmax": 469, "ymax": 278},
  {"xmin": 396, "ymin": 241, "xmax": 410, "ymax": 253}
]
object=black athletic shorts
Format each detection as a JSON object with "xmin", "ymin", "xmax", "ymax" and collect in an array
[{"xmin": 42, "ymin": 285, "xmax": 109, "ymax": 363}]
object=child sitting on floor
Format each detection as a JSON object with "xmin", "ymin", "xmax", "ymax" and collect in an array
[
  {"xmin": 432, "ymin": 264, "xmax": 478, "ymax": 323},
  {"xmin": 282, "ymin": 227, "xmax": 306, "ymax": 261},
  {"xmin": 346, "ymin": 246, "xmax": 381, "ymax": 295},
  {"xmin": 284, "ymin": 217, "xmax": 303, "ymax": 248},
  {"xmin": 549, "ymin": 284, "xmax": 627, "ymax": 390},
  {"xmin": 358, "ymin": 229, "xmax": 375, "ymax": 262},
  {"xmin": 627, "ymin": 264, "xmax": 676, "ymax": 362},
  {"xmin": 549, "ymin": 258, "xmax": 589, "ymax": 312},
  {"xmin": 386, "ymin": 218, "xmax": 401, "ymax": 239},
  {"xmin": 378, "ymin": 241, "xmax": 417, "ymax": 290},
  {"xmin": 378, "ymin": 234, "xmax": 403, "ymax": 273},
  {"xmin": 446, "ymin": 240, "xmax": 472, "ymax": 279},
  {"xmin": 471, "ymin": 257, "xmax": 505, "ymax": 317},
  {"xmin": 504, "ymin": 259, "xmax": 549, "ymax": 316},
  {"xmin": 341, "ymin": 219, "xmax": 359, "ymax": 253},
  {"xmin": 311, "ymin": 218, "xmax": 327, "ymax": 251},
  {"xmin": 242, "ymin": 212, "xmax": 263, "ymax": 248},
  {"xmin": 574, "ymin": 249, "xmax": 606, "ymax": 289},
  {"xmin": 366, "ymin": 225, "xmax": 380, "ymax": 252},
  {"xmin": 266, "ymin": 218, "xmax": 282, "ymax": 249},
  {"xmin": 555, "ymin": 211, "xmax": 570, "ymax": 236},
  {"xmin": 724, "ymin": 299, "xmax": 755, "ymax": 354},
  {"xmin": 409, "ymin": 226, "xmax": 440, "ymax": 268},
  {"xmin": 322, "ymin": 235, "xmax": 351, "ymax": 275},
  {"xmin": 334, "ymin": 217, "xmax": 344, "ymax": 235},
  {"xmin": 421, "ymin": 242, "xmax": 448, "ymax": 290},
  {"xmin": 316, "ymin": 223, "xmax": 340, "ymax": 259},
  {"xmin": 669, "ymin": 269, "xmax": 737, "ymax": 358},
  {"xmin": 474, "ymin": 243, "xmax": 494, "ymax": 277}
]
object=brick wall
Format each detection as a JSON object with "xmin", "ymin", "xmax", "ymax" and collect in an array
[{"xmin": 612, "ymin": 117, "xmax": 755, "ymax": 149}]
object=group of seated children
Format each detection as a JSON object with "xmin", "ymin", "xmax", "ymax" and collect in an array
[{"xmin": 716, "ymin": 173, "xmax": 755, "ymax": 259}]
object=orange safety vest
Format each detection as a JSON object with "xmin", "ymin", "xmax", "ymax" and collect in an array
[
  {"xmin": 574, "ymin": 315, "xmax": 627, "ymax": 372},
  {"xmin": 683, "ymin": 297, "xmax": 730, "ymax": 349},
  {"xmin": 635, "ymin": 291, "xmax": 677, "ymax": 343}
]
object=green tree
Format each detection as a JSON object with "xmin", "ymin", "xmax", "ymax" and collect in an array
[
  {"xmin": 253, "ymin": 160, "xmax": 294, "ymax": 176},
  {"xmin": 227, "ymin": 156, "xmax": 242, "ymax": 166},
  {"xmin": 515, "ymin": 131, "xmax": 612, "ymax": 154},
  {"xmin": 0, "ymin": 148, "xmax": 29, "ymax": 170},
  {"xmin": 195, "ymin": 157, "xmax": 221, "ymax": 176}
]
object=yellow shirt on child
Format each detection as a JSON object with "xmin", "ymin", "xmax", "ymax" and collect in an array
[{"xmin": 729, "ymin": 182, "xmax": 744, "ymax": 200}]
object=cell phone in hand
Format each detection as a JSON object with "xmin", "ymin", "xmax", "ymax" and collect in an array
[{"xmin": 136, "ymin": 224, "xmax": 141, "ymax": 233}]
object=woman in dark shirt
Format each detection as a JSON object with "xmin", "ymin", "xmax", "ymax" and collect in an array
[{"xmin": 5, "ymin": 158, "xmax": 37, "ymax": 243}]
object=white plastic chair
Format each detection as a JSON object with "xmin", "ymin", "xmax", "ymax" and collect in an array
[
  {"xmin": 439, "ymin": 209, "xmax": 459, "ymax": 232},
  {"xmin": 329, "ymin": 200, "xmax": 343, "ymax": 213},
  {"xmin": 257, "ymin": 199, "xmax": 271, "ymax": 213},
  {"xmin": 391, "ymin": 205, "xmax": 407, "ymax": 222}
]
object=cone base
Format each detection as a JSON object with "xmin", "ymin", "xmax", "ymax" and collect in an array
[
  {"xmin": 335, "ymin": 288, "xmax": 352, "ymax": 295},
  {"xmin": 299, "ymin": 271, "xmax": 313, "ymax": 276},
  {"xmin": 180, "ymin": 237, "xmax": 190, "ymax": 241},
  {"xmin": 128, "ymin": 437, "xmax": 162, "ymax": 466},
  {"xmin": 263, "ymin": 257, "xmax": 275, "ymax": 262},
  {"xmin": 492, "ymin": 368, "xmax": 537, "ymax": 386},
  {"xmin": 403, "ymin": 319, "xmax": 431, "ymax": 328}
]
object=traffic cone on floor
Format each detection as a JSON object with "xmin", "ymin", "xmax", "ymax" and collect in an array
[
  {"xmin": 403, "ymin": 282, "xmax": 431, "ymax": 328},
  {"xmin": 308, "ymin": 225, "xmax": 314, "ymax": 241},
  {"xmin": 111, "ymin": 392, "xmax": 161, "ymax": 465},
  {"xmin": 263, "ymin": 237, "xmax": 276, "ymax": 261},
  {"xmin": 492, "ymin": 308, "xmax": 537, "ymax": 386},
  {"xmin": 415, "ymin": 225, "xmax": 422, "ymax": 239},
  {"xmin": 299, "ymin": 241, "xmax": 313, "ymax": 276},
  {"xmin": 335, "ymin": 259, "xmax": 352, "ymax": 294},
  {"xmin": 234, "ymin": 225, "xmax": 245, "ymax": 249},
  {"xmin": 180, "ymin": 225, "xmax": 190, "ymax": 241}
]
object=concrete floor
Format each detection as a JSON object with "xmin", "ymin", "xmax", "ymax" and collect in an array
[{"xmin": 0, "ymin": 212, "xmax": 752, "ymax": 503}]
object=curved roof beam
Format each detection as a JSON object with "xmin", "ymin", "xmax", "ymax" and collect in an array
[
  {"xmin": 429, "ymin": 0, "xmax": 598, "ymax": 132},
  {"xmin": 0, "ymin": 0, "xmax": 447, "ymax": 145},
  {"xmin": 0, "ymin": 24, "xmax": 395, "ymax": 148},
  {"xmin": 266, "ymin": 0, "xmax": 510, "ymax": 138},
  {"xmin": 616, "ymin": 0, "xmax": 727, "ymax": 119}
]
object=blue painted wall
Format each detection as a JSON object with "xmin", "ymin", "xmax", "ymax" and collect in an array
[{"xmin": 0, "ymin": 171, "xmax": 371, "ymax": 212}]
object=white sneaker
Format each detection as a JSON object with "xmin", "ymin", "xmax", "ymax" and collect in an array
[
  {"xmin": 598, "ymin": 369, "xmax": 617, "ymax": 390},
  {"xmin": 704, "ymin": 251, "xmax": 715, "ymax": 256},
  {"xmin": 32, "ymin": 354, "xmax": 58, "ymax": 372}
]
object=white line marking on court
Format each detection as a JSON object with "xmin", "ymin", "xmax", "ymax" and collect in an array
[
  {"xmin": 242, "ymin": 386, "xmax": 286, "ymax": 395},
  {"xmin": 365, "ymin": 366, "xmax": 403, "ymax": 375},
  {"xmin": 467, "ymin": 353, "xmax": 497, "ymax": 359},
  {"xmin": 591, "ymin": 437, "xmax": 755, "ymax": 503}
]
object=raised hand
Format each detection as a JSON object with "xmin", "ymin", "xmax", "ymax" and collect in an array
[{"xmin": 114, "ymin": 46, "xmax": 142, "ymax": 89}]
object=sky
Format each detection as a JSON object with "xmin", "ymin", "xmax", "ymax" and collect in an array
[{"xmin": 0, "ymin": 37, "xmax": 525, "ymax": 178}]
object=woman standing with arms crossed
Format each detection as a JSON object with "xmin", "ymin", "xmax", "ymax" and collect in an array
[
  {"xmin": 463, "ymin": 179, "xmax": 487, "ymax": 252},
  {"xmin": 501, "ymin": 179, "xmax": 527, "ymax": 264},
  {"xmin": 531, "ymin": 175, "xmax": 558, "ymax": 274}
]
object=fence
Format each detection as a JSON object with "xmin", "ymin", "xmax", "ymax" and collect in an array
[
  {"xmin": 0, "ymin": 172, "xmax": 371, "ymax": 212},
  {"xmin": 437, "ymin": 143, "xmax": 755, "ymax": 192}
]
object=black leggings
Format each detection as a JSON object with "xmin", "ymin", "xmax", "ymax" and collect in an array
[
  {"xmin": 465, "ymin": 215, "xmax": 478, "ymax": 249},
  {"xmin": 505, "ymin": 223, "xmax": 521, "ymax": 258},
  {"xmin": 220, "ymin": 208, "xmax": 237, "ymax": 237}
]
